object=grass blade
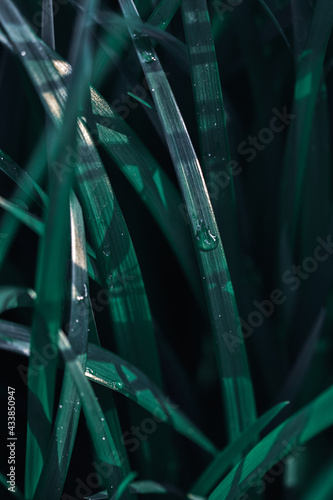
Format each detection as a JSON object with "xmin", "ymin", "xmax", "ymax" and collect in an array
[
  {"xmin": 181, "ymin": 0, "xmax": 243, "ymax": 296},
  {"xmin": 33, "ymin": 194, "xmax": 90, "ymax": 499},
  {"xmin": 0, "ymin": 149, "xmax": 48, "ymax": 207}
]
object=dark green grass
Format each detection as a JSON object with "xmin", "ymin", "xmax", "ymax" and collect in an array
[{"xmin": 0, "ymin": 1, "xmax": 333, "ymax": 499}]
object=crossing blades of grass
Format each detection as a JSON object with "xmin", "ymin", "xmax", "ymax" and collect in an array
[
  {"xmin": 0, "ymin": 319, "xmax": 217, "ymax": 456},
  {"xmin": 58, "ymin": 329, "xmax": 121, "ymax": 499},
  {"xmin": 118, "ymin": 0, "xmax": 257, "ymax": 443},
  {"xmin": 191, "ymin": 401, "xmax": 289, "ymax": 496},
  {"xmin": 0, "ymin": 5, "xmax": 163, "ymax": 386},
  {"xmin": 42, "ymin": 43, "xmax": 202, "ymax": 305},
  {"xmin": 0, "ymin": 192, "xmax": 100, "ymax": 284},
  {"xmin": 0, "ymin": 10, "xmax": 183, "ymax": 475},
  {"xmin": 209, "ymin": 383, "xmax": 333, "ymax": 499}
]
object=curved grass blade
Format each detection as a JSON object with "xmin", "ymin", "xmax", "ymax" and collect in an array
[
  {"xmin": 0, "ymin": 320, "xmax": 217, "ymax": 456},
  {"xmin": 118, "ymin": 0, "xmax": 257, "ymax": 442},
  {"xmin": 111, "ymin": 471, "xmax": 138, "ymax": 500},
  {"xmin": 256, "ymin": 0, "xmax": 292, "ymax": 52},
  {"xmin": 0, "ymin": 286, "xmax": 36, "ymax": 313},
  {"xmin": 86, "ymin": 342, "xmax": 218, "ymax": 455},
  {"xmin": 0, "ymin": 196, "xmax": 44, "ymax": 235},
  {"xmin": 87, "ymin": 84, "xmax": 201, "ymax": 301},
  {"xmin": 0, "ymin": 135, "xmax": 48, "ymax": 270},
  {"xmin": 0, "ymin": 149, "xmax": 48, "ymax": 207},
  {"xmin": 181, "ymin": 0, "xmax": 240, "ymax": 288},
  {"xmin": 209, "ymin": 383, "xmax": 333, "ymax": 500},
  {"xmin": 191, "ymin": 401, "xmax": 289, "ymax": 496}
]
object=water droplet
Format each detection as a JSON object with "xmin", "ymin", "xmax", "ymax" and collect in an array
[
  {"xmin": 75, "ymin": 319, "xmax": 79, "ymax": 323},
  {"xmin": 77, "ymin": 295, "xmax": 84, "ymax": 301},
  {"xmin": 102, "ymin": 437, "xmax": 106, "ymax": 441},
  {"xmin": 141, "ymin": 51, "xmax": 156, "ymax": 64},
  {"xmin": 84, "ymin": 283, "xmax": 88, "ymax": 297},
  {"xmin": 195, "ymin": 221, "xmax": 218, "ymax": 252},
  {"xmin": 59, "ymin": 405, "xmax": 62, "ymax": 409},
  {"xmin": 21, "ymin": 51, "xmax": 26, "ymax": 56},
  {"xmin": 103, "ymin": 249, "xmax": 110, "ymax": 257}
]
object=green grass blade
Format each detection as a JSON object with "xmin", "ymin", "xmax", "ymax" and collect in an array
[
  {"xmin": 0, "ymin": 286, "xmax": 35, "ymax": 313},
  {"xmin": 210, "ymin": 383, "xmax": 333, "ymax": 499},
  {"xmin": 33, "ymin": 194, "xmax": 90, "ymax": 500},
  {"xmin": 181, "ymin": 0, "xmax": 240, "ymax": 289},
  {"xmin": 0, "ymin": 149, "xmax": 48, "ymax": 207},
  {"xmin": 147, "ymin": 0, "xmax": 182, "ymax": 30},
  {"xmin": 191, "ymin": 401, "xmax": 289, "ymax": 496},
  {"xmin": 118, "ymin": 0, "xmax": 257, "ymax": 442},
  {"xmin": 0, "ymin": 192, "xmax": 100, "ymax": 284},
  {"xmin": 0, "ymin": 196, "xmax": 44, "ymax": 235},
  {"xmin": 86, "ymin": 342, "xmax": 218, "ymax": 455}
]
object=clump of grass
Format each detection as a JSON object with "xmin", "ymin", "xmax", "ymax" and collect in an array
[{"xmin": 0, "ymin": 1, "xmax": 333, "ymax": 499}]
